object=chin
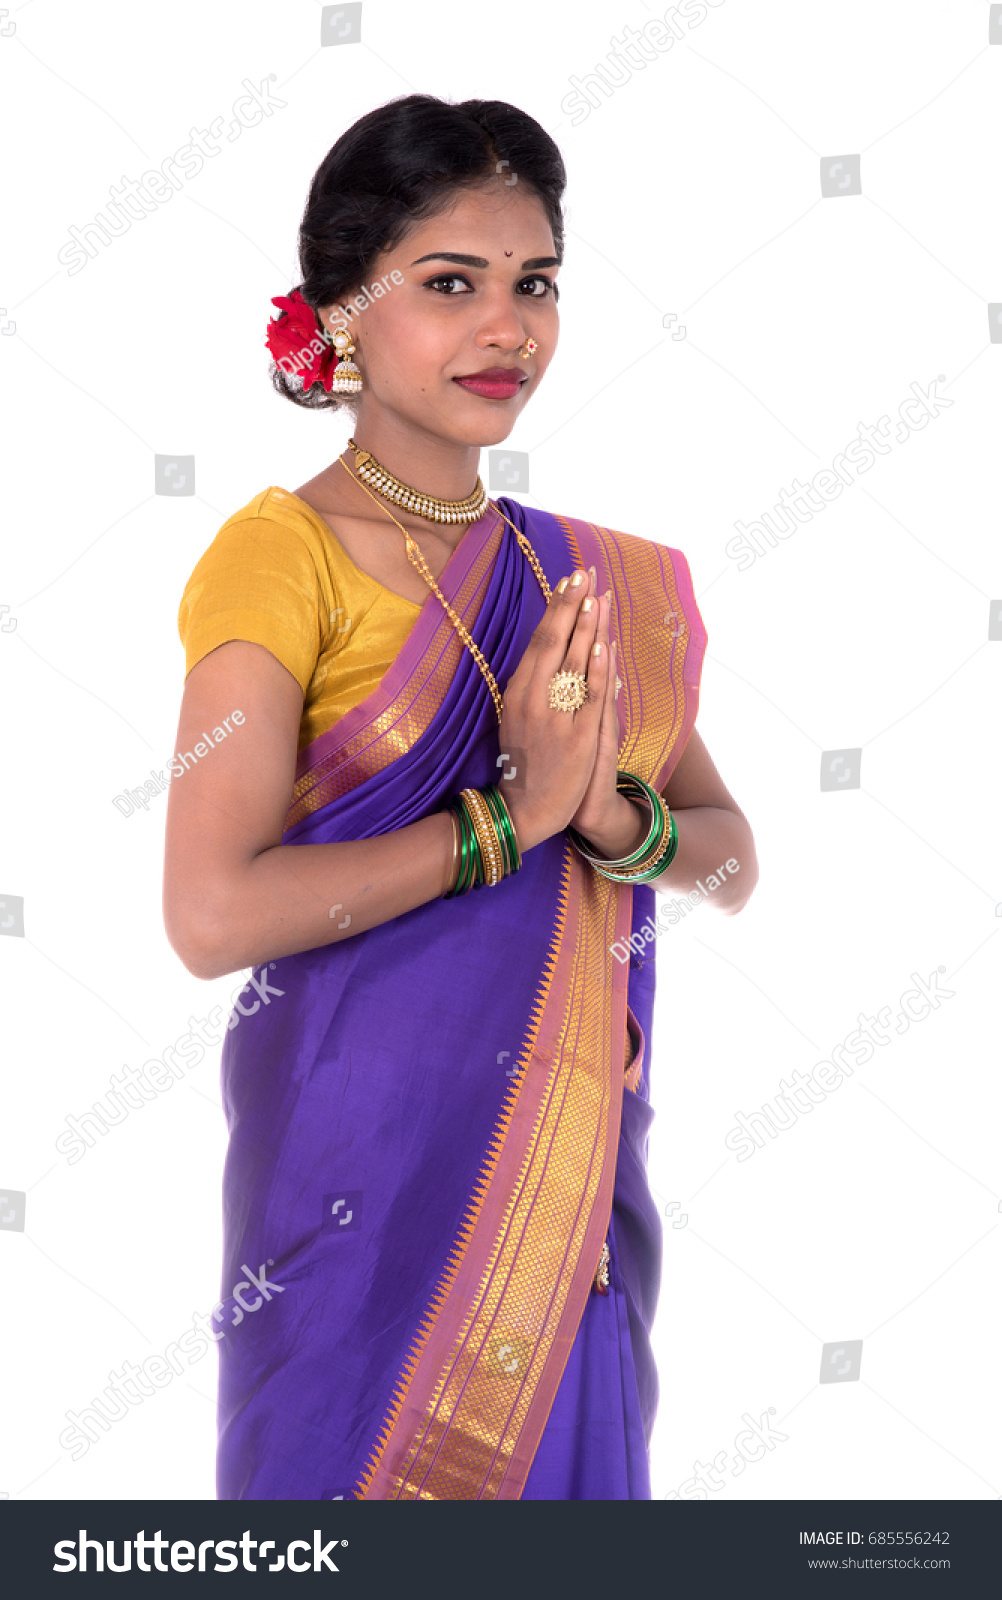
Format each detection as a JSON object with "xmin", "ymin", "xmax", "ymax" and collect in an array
[{"xmin": 444, "ymin": 394, "xmax": 528, "ymax": 447}]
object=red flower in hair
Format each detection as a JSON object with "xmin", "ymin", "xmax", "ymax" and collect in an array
[{"xmin": 265, "ymin": 289, "xmax": 337, "ymax": 393}]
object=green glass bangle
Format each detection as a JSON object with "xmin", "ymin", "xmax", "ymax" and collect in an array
[
  {"xmin": 619, "ymin": 807, "xmax": 679, "ymax": 883},
  {"xmin": 445, "ymin": 796, "xmax": 477, "ymax": 897},
  {"xmin": 463, "ymin": 802, "xmax": 480, "ymax": 892},
  {"xmin": 584, "ymin": 787, "xmax": 679, "ymax": 885},
  {"xmin": 446, "ymin": 785, "xmax": 524, "ymax": 897},
  {"xmin": 612, "ymin": 774, "xmax": 664, "ymax": 865},
  {"xmin": 482, "ymin": 783, "xmax": 521, "ymax": 876},
  {"xmin": 567, "ymin": 769, "xmax": 665, "ymax": 871},
  {"xmin": 566, "ymin": 807, "xmax": 662, "ymax": 872}
]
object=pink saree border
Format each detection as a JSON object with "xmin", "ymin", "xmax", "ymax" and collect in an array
[{"xmin": 282, "ymin": 498, "xmax": 504, "ymax": 824}]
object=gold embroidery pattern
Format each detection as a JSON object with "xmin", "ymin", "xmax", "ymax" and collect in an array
[
  {"xmin": 554, "ymin": 516, "xmax": 693, "ymax": 791},
  {"xmin": 356, "ymin": 846, "xmax": 626, "ymax": 1500},
  {"xmin": 354, "ymin": 842, "xmax": 575, "ymax": 1498}
]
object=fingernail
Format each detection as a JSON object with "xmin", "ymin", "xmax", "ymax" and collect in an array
[
  {"xmin": 582, "ymin": 596, "xmax": 595, "ymax": 613},
  {"xmin": 589, "ymin": 566, "xmax": 597, "ymax": 586},
  {"xmin": 570, "ymin": 570, "xmax": 585, "ymax": 587},
  {"xmin": 592, "ymin": 641, "xmax": 602, "ymax": 657},
  {"xmin": 605, "ymin": 589, "xmax": 612, "ymax": 603},
  {"xmin": 555, "ymin": 576, "xmax": 569, "ymax": 593}
]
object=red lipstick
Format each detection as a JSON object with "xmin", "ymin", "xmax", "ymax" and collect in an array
[{"xmin": 453, "ymin": 367, "xmax": 528, "ymax": 400}]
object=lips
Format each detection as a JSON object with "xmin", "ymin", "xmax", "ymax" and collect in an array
[{"xmin": 453, "ymin": 367, "xmax": 528, "ymax": 399}]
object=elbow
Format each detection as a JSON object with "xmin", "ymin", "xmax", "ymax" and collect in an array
[
  {"xmin": 166, "ymin": 925, "xmax": 230, "ymax": 982},
  {"xmin": 163, "ymin": 896, "xmax": 238, "ymax": 982},
  {"xmin": 720, "ymin": 823, "xmax": 759, "ymax": 915},
  {"xmin": 176, "ymin": 946, "xmax": 232, "ymax": 983},
  {"xmin": 721, "ymin": 876, "xmax": 758, "ymax": 916}
]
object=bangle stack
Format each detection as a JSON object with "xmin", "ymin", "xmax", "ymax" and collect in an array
[
  {"xmin": 567, "ymin": 770, "xmax": 679, "ymax": 885},
  {"xmin": 444, "ymin": 784, "xmax": 522, "ymax": 897}
]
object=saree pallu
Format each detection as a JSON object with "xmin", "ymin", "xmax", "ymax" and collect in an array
[{"xmin": 215, "ymin": 498, "xmax": 706, "ymax": 1500}]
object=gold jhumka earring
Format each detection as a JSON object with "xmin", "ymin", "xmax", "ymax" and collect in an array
[{"xmin": 329, "ymin": 325, "xmax": 363, "ymax": 394}]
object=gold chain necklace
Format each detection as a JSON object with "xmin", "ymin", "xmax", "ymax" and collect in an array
[{"xmin": 336, "ymin": 449, "xmax": 552, "ymax": 722}]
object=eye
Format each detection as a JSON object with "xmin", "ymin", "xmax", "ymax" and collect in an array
[
  {"xmin": 424, "ymin": 273, "xmax": 475, "ymax": 295},
  {"xmin": 517, "ymin": 275, "xmax": 558, "ymax": 300}
]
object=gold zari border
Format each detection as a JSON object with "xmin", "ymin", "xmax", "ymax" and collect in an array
[{"xmin": 357, "ymin": 844, "xmax": 628, "ymax": 1499}]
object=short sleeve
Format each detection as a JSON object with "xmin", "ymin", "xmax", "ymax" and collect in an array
[{"xmin": 178, "ymin": 514, "xmax": 329, "ymax": 693}]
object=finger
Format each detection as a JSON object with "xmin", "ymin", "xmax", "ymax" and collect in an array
[
  {"xmin": 596, "ymin": 601, "xmax": 617, "ymax": 734},
  {"xmin": 608, "ymin": 636, "xmax": 620, "ymax": 743},
  {"xmin": 559, "ymin": 583, "xmax": 602, "ymax": 680},
  {"xmin": 520, "ymin": 566, "xmax": 595, "ymax": 686},
  {"xmin": 501, "ymin": 570, "xmax": 595, "ymax": 723},
  {"xmin": 600, "ymin": 601, "xmax": 616, "ymax": 721},
  {"xmin": 577, "ymin": 626, "xmax": 610, "ymax": 722}
]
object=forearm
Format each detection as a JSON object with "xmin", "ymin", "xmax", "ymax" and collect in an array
[
  {"xmin": 583, "ymin": 795, "xmax": 757, "ymax": 914},
  {"xmin": 650, "ymin": 803, "xmax": 757, "ymax": 913},
  {"xmin": 173, "ymin": 810, "xmax": 457, "ymax": 979}
]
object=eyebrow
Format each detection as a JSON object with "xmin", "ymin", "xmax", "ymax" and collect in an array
[{"xmin": 409, "ymin": 252, "xmax": 561, "ymax": 270}]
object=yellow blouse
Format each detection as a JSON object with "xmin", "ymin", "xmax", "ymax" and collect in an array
[{"xmin": 177, "ymin": 487, "xmax": 422, "ymax": 750}]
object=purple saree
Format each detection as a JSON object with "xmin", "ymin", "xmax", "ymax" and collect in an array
[{"xmin": 214, "ymin": 496, "xmax": 706, "ymax": 1500}]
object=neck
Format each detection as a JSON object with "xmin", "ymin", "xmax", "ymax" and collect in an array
[{"xmin": 349, "ymin": 414, "xmax": 482, "ymax": 503}]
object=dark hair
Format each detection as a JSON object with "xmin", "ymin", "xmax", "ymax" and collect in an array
[{"xmin": 270, "ymin": 94, "xmax": 567, "ymax": 410}]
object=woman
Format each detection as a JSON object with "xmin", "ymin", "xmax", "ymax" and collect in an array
[{"xmin": 164, "ymin": 94, "xmax": 757, "ymax": 1501}]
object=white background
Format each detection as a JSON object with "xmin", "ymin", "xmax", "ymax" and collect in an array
[{"xmin": 0, "ymin": 0, "xmax": 998, "ymax": 1503}]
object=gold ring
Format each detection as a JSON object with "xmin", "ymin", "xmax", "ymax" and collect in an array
[{"xmin": 548, "ymin": 669, "xmax": 589, "ymax": 713}]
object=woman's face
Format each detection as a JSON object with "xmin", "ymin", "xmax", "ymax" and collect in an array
[{"xmin": 317, "ymin": 182, "xmax": 560, "ymax": 447}]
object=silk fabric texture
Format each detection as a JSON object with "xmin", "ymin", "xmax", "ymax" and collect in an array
[
  {"xmin": 200, "ymin": 493, "xmax": 706, "ymax": 1499},
  {"xmin": 178, "ymin": 487, "xmax": 424, "ymax": 751}
]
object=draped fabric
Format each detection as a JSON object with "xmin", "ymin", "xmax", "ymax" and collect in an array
[{"xmin": 214, "ymin": 496, "xmax": 706, "ymax": 1499}]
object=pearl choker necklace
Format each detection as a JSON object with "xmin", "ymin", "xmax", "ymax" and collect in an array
[{"xmin": 347, "ymin": 438, "xmax": 489, "ymax": 525}]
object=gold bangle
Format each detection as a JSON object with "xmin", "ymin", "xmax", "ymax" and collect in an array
[
  {"xmin": 466, "ymin": 789, "xmax": 504, "ymax": 887},
  {"xmin": 462, "ymin": 787, "xmax": 505, "ymax": 887},
  {"xmin": 447, "ymin": 808, "xmax": 460, "ymax": 894}
]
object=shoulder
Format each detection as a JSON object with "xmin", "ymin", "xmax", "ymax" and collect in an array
[
  {"xmin": 196, "ymin": 487, "xmax": 330, "ymax": 563},
  {"xmin": 179, "ymin": 489, "xmax": 340, "ymax": 611},
  {"xmin": 532, "ymin": 504, "xmax": 706, "ymax": 656},
  {"xmin": 178, "ymin": 487, "xmax": 339, "ymax": 620},
  {"xmin": 177, "ymin": 489, "xmax": 338, "ymax": 683},
  {"xmin": 532, "ymin": 504, "xmax": 696, "ymax": 581}
]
